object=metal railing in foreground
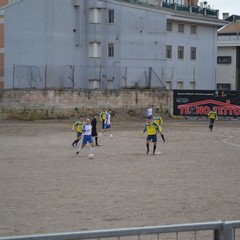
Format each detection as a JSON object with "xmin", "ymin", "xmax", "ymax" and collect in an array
[{"xmin": 1, "ymin": 221, "xmax": 240, "ymax": 240}]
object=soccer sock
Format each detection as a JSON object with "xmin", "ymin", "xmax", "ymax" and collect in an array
[
  {"xmin": 146, "ymin": 143, "xmax": 149, "ymax": 152},
  {"xmin": 77, "ymin": 146, "xmax": 82, "ymax": 153},
  {"xmin": 72, "ymin": 140, "xmax": 76, "ymax": 145},
  {"xmin": 95, "ymin": 137, "xmax": 98, "ymax": 145},
  {"xmin": 153, "ymin": 145, "xmax": 156, "ymax": 154},
  {"xmin": 161, "ymin": 134, "xmax": 165, "ymax": 142},
  {"xmin": 76, "ymin": 139, "xmax": 80, "ymax": 144},
  {"xmin": 90, "ymin": 147, "xmax": 95, "ymax": 154}
]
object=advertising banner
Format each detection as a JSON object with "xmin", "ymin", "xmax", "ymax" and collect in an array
[{"xmin": 173, "ymin": 90, "xmax": 240, "ymax": 118}]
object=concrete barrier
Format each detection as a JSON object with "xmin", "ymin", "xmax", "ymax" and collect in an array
[{"xmin": 0, "ymin": 89, "xmax": 172, "ymax": 120}]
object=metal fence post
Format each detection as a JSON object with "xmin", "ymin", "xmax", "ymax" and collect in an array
[
  {"xmin": 148, "ymin": 67, "xmax": 152, "ymax": 88},
  {"xmin": 13, "ymin": 64, "xmax": 15, "ymax": 89},
  {"xmin": 44, "ymin": 64, "xmax": 47, "ymax": 89},
  {"xmin": 223, "ymin": 222, "xmax": 233, "ymax": 240},
  {"xmin": 214, "ymin": 228, "xmax": 223, "ymax": 240}
]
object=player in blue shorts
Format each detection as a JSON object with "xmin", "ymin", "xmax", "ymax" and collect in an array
[
  {"xmin": 76, "ymin": 118, "xmax": 95, "ymax": 155},
  {"xmin": 208, "ymin": 108, "xmax": 218, "ymax": 131},
  {"xmin": 100, "ymin": 109, "xmax": 113, "ymax": 138}
]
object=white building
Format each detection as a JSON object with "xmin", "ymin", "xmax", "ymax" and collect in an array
[
  {"xmin": 3, "ymin": 0, "xmax": 225, "ymax": 90},
  {"xmin": 217, "ymin": 16, "xmax": 240, "ymax": 90}
]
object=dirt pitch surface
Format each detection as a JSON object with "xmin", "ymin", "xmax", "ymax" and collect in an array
[{"xmin": 0, "ymin": 118, "xmax": 240, "ymax": 237}]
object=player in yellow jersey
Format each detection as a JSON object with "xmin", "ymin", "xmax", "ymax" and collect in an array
[
  {"xmin": 153, "ymin": 112, "xmax": 165, "ymax": 143},
  {"xmin": 99, "ymin": 108, "xmax": 107, "ymax": 130},
  {"xmin": 208, "ymin": 108, "xmax": 218, "ymax": 131},
  {"xmin": 143, "ymin": 117, "xmax": 161, "ymax": 155},
  {"xmin": 72, "ymin": 115, "xmax": 85, "ymax": 147}
]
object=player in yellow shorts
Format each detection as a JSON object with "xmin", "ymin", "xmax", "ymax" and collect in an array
[
  {"xmin": 153, "ymin": 112, "xmax": 165, "ymax": 143},
  {"xmin": 143, "ymin": 117, "xmax": 161, "ymax": 155}
]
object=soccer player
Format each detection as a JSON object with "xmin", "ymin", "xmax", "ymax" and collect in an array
[
  {"xmin": 71, "ymin": 115, "xmax": 84, "ymax": 147},
  {"xmin": 208, "ymin": 108, "xmax": 218, "ymax": 131},
  {"xmin": 142, "ymin": 116, "xmax": 160, "ymax": 155},
  {"xmin": 153, "ymin": 112, "xmax": 165, "ymax": 143},
  {"xmin": 76, "ymin": 118, "xmax": 95, "ymax": 156},
  {"xmin": 146, "ymin": 105, "xmax": 153, "ymax": 119},
  {"xmin": 100, "ymin": 109, "xmax": 113, "ymax": 138},
  {"xmin": 91, "ymin": 113, "xmax": 100, "ymax": 146},
  {"xmin": 99, "ymin": 108, "xmax": 107, "ymax": 130}
]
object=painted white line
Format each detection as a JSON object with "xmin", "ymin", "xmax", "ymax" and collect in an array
[{"xmin": 223, "ymin": 136, "xmax": 240, "ymax": 147}]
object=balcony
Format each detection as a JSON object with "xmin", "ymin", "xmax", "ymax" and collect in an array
[{"xmin": 118, "ymin": 0, "xmax": 219, "ymax": 18}]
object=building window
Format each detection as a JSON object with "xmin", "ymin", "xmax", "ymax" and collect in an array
[
  {"xmin": 177, "ymin": 81, "xmax": 184, "ymax": 89},
  {"xmin": 108, "ymin": 9, "xmax": 114, "ymax": 24},
  {"xmin": 167, "ymin": 21, "xmax": 172, "ymax": 31},
  {"xmin": 89, "ymin": 42, "xmax": 101, "ymax": 58},
  {"xmin": 217, "ymin": 83, "xmax": 231, "ymax": 90},
  {"xmin": 89, "ymin": 8, "xmax": 101, "ymax": 23},
  {"xmin": 217, "ymin": 56, "xmax": 231, "ymax": 64},
  {"xmin": 178, "ymin": 23, "xmax": 184, "ymax": 33},
  {"xmin": 190, "ymin": 47, "xmax": 196, "ymax": 60},
  {"xmin": 166, "ymin": 45, "xmax": 172, "ymax": 59},
  {"xmin": 178, "ymin": 46, "xmax": 184, "ymax": 60},
  {"xmin": 190, "ymin": 25, "xmax": 197, "ymax": 34},
  {"xmin": 108, "ymin": 43, "xmax": 114, "ymax": 57}
]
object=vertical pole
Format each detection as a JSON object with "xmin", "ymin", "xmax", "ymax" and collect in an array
[
  {"xmin": 214, "ymin": 229, "xmax": 223, "ymax": 240},
  {"xmin": 148, "ymin": 67, "xmax": 152, "ymax": 89},
  {"xmin": 12, "ymin": 64, "xmax": 15, "ymax": 89},
  {"xmin": 99, "ymin": 65, "xmax": 102, "ymax": 89},
  {"xmin": 122, "ymin": 66, "xmax": 127, "ymax": 88},
  {"xmin": 223, "ymin": 223, "xmax": 233, "ymax": 240},
  {"xmin": 72, "ymin": 65, "xmax": 75, "ymax": 89},
  {"xmin": 162, "ymin": 68, "xmax": 164, "ymax": 86},
  {"xmin": 45, "ymin": 65, "xmax": 47, "ymax": 89}
]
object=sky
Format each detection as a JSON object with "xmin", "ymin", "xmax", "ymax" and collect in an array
[{"xmin": 207, "ymin": 0, "xmax": 240, "ymax": 19}]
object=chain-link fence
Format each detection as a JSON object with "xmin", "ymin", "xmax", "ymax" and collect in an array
[
  {"xmin": 2, "ymin": 64, "xmax": 167, "ymax": 90},
  {"xmin": 2, "ymin": 64, "xmax": 212, "ymax": 90}
]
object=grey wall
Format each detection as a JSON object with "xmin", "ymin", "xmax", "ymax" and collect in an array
[{"xmin": 0, "ymin": 89, "xmax": 172, "ymax": 120}]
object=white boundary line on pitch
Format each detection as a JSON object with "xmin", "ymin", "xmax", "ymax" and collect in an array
[{"xmin": 223, "ymin": 136, "xmax": 240, "ymax": 147}]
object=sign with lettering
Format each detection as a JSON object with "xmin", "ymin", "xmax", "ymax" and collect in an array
[{"xmin": 173, "ymin": 90, "xmax": 240, "ymax": 118}]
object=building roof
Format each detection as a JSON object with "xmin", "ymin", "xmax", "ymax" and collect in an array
[
  {"xmin": 218, "ymin": 22, "xmax": 240, "ymax": 34},
  {"xmin": 225, "ymin": 14, "xmax": 240, "ymax": 22},
  {"xmin": 114, "ymin": 0, "xmax": 227, "ymax": 27}
]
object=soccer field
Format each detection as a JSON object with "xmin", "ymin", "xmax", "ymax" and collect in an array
[{"xmin": 0, "ymin": 119, "xmax": 240, "ymax": 236}]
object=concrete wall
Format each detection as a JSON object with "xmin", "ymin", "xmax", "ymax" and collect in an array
[{"xmin": 0, "ymin": 89, "xmax": 172, "ymax": 120}]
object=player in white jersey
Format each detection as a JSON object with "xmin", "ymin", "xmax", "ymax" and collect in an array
[
  {"xmin": 76, "ymin": 118, "xmax": 95, "ymax": 155},
  {"xmin": 100, "ymin": 109, "xmax": 113, "ymax": 138}
]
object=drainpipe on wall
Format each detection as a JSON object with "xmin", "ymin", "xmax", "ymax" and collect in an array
[{"xmin": 73, "ymin": 0, "xmax": 81, "ymax": 47}]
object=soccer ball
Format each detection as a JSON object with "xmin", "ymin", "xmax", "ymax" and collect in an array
[{"xmin": 88, "ymin": 153, "xmax": 94, "ymax": 159}]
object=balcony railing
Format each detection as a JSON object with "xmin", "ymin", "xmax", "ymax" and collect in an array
[{"xmin": 118, "ymin": 0, "xmax": 219, "ymax": 18}]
